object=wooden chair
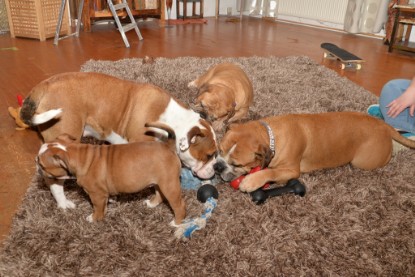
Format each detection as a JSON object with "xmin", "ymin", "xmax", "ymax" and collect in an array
[
  {"xmin": 176, "ymin": 0, "xmax": 204, "ymax": 20},
  {"xmin": 388, "ymin": 3, "xmax": 415, "ymax": 53}
]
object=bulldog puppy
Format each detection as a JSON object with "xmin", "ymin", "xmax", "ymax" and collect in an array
[
  {"xmin": 36, "ymin": 122, "xmax": 186, "ymax": 225},
  {"xmin": 214, "ymin": 111, "xmax": 415, "ymax": 192},
  {"xmin": 188, "ymin": 63, "xmax": 253, "ymax": 131},
  {"xmin": 20, "ymin": 72, "xmax": 217, "ymax": 209}
]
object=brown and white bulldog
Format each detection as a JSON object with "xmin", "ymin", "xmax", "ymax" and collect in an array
[
  {"xmin": 214, "ymin": 111, "xmax": 415, "ymax": 192},
  {"xmin": 188, "ymin": 63, "xmax": 253, "ymax": 131},
  {"xmin": 36, "ymin": 122, "xmax": 186, "ymax": 225},
  {"xmin": 21, "ymin": 72, "xmax": 217, "ymax": 209}
]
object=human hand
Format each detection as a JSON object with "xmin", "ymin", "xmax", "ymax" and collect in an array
[
  {"xmin": 386, "ymin": 82, "xmax": 415, "ymax": 118},
  {"xmin": 386, "ymin": 99, "xmax": 415, "ymax": 118}
]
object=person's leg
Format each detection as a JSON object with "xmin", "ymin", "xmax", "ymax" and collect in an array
[
  {"xmin": 367, "ymin": 104, "xmax": 383, "ymax": 119},
  {"xmin": 379, "ymin": 79, "xmax": 415, "ymax": 134}
]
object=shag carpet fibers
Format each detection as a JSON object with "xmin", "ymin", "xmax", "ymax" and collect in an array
[{"xmin": 1, "ymin": 56, "xmax": 414, "ymax": 276}]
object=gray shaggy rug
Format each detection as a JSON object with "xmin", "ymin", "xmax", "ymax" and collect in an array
[{"xmin": 1, "ymin": 56, "xmax": 414, "ymax": 276}]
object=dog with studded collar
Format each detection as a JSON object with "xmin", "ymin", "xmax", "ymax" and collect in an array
[{"xmin": 214, "ymin": 112, "xmax": 415, "ymax": 193}]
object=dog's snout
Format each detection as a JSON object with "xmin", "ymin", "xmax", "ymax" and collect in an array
[{"xmin": 213, "ymin": 161, "xmax": 226, "ymax": 174}]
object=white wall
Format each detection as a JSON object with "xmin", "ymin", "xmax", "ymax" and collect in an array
[{"xmin": 173, "ymin": 1, "xmax": 415, "ymax": 42}]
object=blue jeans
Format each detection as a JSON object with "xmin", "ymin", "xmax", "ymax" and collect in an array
[{"xmin": 379, "ymin": 79, "xmax": 415, "ymax": 133}]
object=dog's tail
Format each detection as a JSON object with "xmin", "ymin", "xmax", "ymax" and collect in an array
[
  {"xmin": 145, "ymin": 122, "xmax": 176, "ymax": 151},
  {"xmin": 20, "ymin": 96, "xmax": 63, "ymax": 126},
  {"xmin": 389, "ymin": 125, "xmax": 415, "ymax": 149}
]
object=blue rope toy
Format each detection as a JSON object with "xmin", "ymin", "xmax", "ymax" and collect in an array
[{"xmin": 175, "ymin": 168, "xmax": 219, "ymax": 239}]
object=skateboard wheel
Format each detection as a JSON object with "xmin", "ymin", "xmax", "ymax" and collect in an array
[
  {"xmin": 323, "ymin": 52, "xmax": 328, "ymax": 58},
  {"xmin": 356, "ymin": 64, "xmax": 362, "ymax": 70},
  {"xmin": 341, "ymin": 64, "xmax": 346, "ymax": 70}
]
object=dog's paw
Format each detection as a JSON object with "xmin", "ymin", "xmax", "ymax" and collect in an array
[
  {"xmin": 188, "ymin": 80, "xmax": 197, "ymax": 88},
  {"xmin": 144, "ymin": 199, "xmax": 159, "ymax": 208},
  {"xmin": 57, "ymin": 199, "xmax": 76, "ymax": 210},
  {"xmin": 169, "ymin": 220, "xmax": 180, "ymax": 228},
  {"xmin": 239, "ymin": 174, "xmax": 264, "ymax": 193}
]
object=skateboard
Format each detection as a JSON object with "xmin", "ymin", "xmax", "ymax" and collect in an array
[{"xmin": 321, "ymin": 43, "xmax": 364, "ymax": 70}]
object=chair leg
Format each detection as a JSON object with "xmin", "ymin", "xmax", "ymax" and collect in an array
[
  {"xmin": 178, "ymin": 0, "xmax": 204, "ymax": 20},
  {"xmin": 176, "ymin": 0, "xmax": 179, "ymax": 19},
  {"xmin": 191, "ymin": 0, "xmax": 203, "ymax": 18},
  {"xmin": 240, "ymin": 0, "xmax": 243, "ymax": 20},
  {"xmin": 192, "ymin": 2, "xmax": 195, "ymax": 17}
]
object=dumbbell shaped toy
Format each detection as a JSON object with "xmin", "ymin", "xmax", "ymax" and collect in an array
[
  {"xmin": 250, "ymin": 179, "xmax": 306, "ymax": 205},
  {"xmin": 229, "ymin": 167, "xmax": 306, "ymax": 204}
]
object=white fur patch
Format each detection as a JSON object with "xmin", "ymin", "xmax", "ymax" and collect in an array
[
  {"xmin": 52, "ymin": 142, "xmax": 67, "ymax": 152},
  {"xmin": 193, "ymin": 158, "xmax": 216, "ymax": 179},
  {"xmin": 39, "ymin": 142, "xmax": 66, "ymax": 155},
  {"xmin": 32, "ymin": 108, "xmax": 63, "ymax": 125},
  {"xmin": 158, "ymin": 99, "xmax": 202, "ymax": 144},
  {"xmin": 83, "ymin": 125, "xmax": 127, "ymax": 144},
  {"xmin": 144, "ymin": 199, "xmax": 158, "ymax": 208},
  {"xmin": 179, "ymin": 137, "xmax": 189, "ymax": 151},
  {"xmin": 83, "ymin": 124, "xmax": 101, "ymax": 139},
  {"xmin": 169, "ymin": 220, "xmax": 180, "ymax": 228},
  {"xmin": 38, "ymin": 143, "xmax": 50, "ymax": 155},
  {"xmin": 105, "ymin": 131, "xmax": 128, "ymax": 144},
  {"xmin": 228, "ymin": 144, "xmax": 237, "ymax": 157},
  {"xmin": 50, "ymin": 184, "xmax": 76, "ymax": 209}
]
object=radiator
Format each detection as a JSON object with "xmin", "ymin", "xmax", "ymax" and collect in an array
[{"xmin": 277, "ymin": 0, "xmax": 349, "ymax": 24}]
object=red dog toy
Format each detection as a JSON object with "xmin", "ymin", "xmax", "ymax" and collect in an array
[
  {"xmin": 230, "ymin": 166, "xmax": 270, "ymax": 190},
  {"xmin": 17, "ymin": 95, "xmax": 24, "ymax": 107}
]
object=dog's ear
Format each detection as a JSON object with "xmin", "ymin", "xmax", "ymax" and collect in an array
[
  {"xmin": 179, "ymin": 126, "xmax": 202, "ymax": 151},
  {"xmin": 38, "ymin": 150, "xmax": 68, "ymax": 171},
  {"xmin": 255, "ymin": 144, "xmax": 273, "ymax": 168},
  {"xmin": 188, "ymin": 126, "xmax": 205, "ymax": 144},
  {"xmin": 179, "ymin": 125, "xmax": 211, "ymax": 151},
  {"xmin": 197, "ymin": 84, "xmax": 211, "ymax": 96},
  {"xmin": 52, "ymin": 154, "xmax": 69, "ymax": 169}
]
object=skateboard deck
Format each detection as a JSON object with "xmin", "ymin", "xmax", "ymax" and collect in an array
[{"xmin": 321, "ymin": 43, "xmax": 364, "ymax": 70}]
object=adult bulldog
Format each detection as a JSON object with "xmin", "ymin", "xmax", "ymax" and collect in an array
[
  {"xmin": 214, "ymin": 111, "xmax": 415, "ymax": 192},
  {"xmin": 21, "ymin": 72, "xmax": 217, "ymax": 209}
]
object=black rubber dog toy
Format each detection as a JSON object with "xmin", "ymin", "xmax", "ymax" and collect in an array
[
  {"xmin": 250, "ymin": 179, "xmax": 306, "ymax": 205},
  {"xmin": 197, "ymin": 184, "xmax": 219, "ymax": 203}
]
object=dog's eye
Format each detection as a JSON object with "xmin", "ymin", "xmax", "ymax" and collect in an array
[
  {"xmin": 231, "ymin": 162, "xmax": 243, "ymax": 167},
  {"xmin": 207, "ymin": 152, "xmax": 217, "ymax": 161},
  {"xmin": 199, "ymin": 111, "xmax": 208, "ymax": 120}
]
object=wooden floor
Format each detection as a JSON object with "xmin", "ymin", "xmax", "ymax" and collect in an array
[{"xmin": 0, "ymin": 17, "xmax": 414, "ymax": 243}]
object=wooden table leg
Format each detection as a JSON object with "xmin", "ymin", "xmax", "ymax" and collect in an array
[
  {"xmin": 161, "ymin": 0, "xmax": 166, "ymax": 22},
  {"xmin": 82, "ymin": 0, "xmax": 92, "ymax": 32},
  {"xmin": 388, "ymin": 7, "xmax": 400, "ymax": 52}
]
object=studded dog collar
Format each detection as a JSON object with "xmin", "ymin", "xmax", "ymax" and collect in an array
[{"xmin": 259, "ymin": 121, "xmax": 275, "ymax": 156}]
